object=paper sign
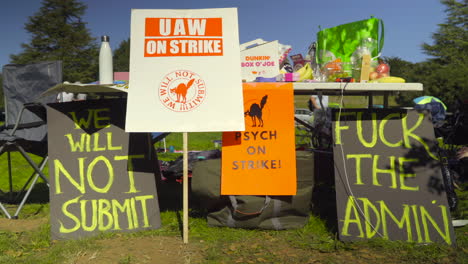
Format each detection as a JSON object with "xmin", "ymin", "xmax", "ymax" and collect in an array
[
  {"xmin": 47, "ymin": 99, "xmax": 161, "ymax": 240},
  {"xmin": 126, "ymin": 8, "xmax": 244, "ymax": 132},
  {"xmin": 332, "ymin": 109, "xmax": 455, "ymax": 245},
  {"xmin": 240, "ymin": 40, "xmax": 279, "ymax": 82},
  {"xmin": 221, "ymin": 83, "xmax": 296, "ymax": 195}
]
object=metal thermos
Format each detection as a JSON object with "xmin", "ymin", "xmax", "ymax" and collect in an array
[{"xmin": 99, "ymin": 35, "xmax": 113, "ymax": 84}]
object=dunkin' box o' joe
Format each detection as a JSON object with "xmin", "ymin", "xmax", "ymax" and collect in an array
[{"xmin": 240, "ymin": 39, "xmax": 279, "ymax": 82}]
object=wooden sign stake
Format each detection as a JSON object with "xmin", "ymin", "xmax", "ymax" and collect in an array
[{"xmin": 183, "ymin": 132, "xmax": 189, "ymax": 244}]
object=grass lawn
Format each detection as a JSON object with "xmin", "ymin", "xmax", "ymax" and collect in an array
[{"xmin": 0, "ymin": 95, "xmax": 467, "ymax": 263}]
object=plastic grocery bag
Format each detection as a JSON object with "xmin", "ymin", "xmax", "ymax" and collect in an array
[{"xmin": 316, "ymin": 17, "xmax": 384, "ymax": 68}]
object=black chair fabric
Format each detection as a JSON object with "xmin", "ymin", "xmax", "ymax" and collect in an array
[
  {"xmin": 1, "ymin": 62, "xmax": 61, "ymax": 151},
  {"xmin": 0, "ymin": 61, "xmax": 62, "ymax": 218}
]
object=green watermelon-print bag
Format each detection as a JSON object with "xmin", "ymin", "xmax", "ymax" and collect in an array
[{"xmin": 316, "ymin": 17, "xmax": 384, "ymax": 67}]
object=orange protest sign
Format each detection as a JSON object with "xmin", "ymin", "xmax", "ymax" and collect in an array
[
  {"xmin": 127, "ymin": 9, "xmax": 244, "ymax": 132},
  {"xmin": 144, "ymin": 17, "xmax": 224, "ymax": 57},
  {"xmin": 221, "ymin": 83, "xmax": 296, "ymax": 195},
  {"xmin": 145, "ymin": 18, "xmax": 223, "ymax": 37}
]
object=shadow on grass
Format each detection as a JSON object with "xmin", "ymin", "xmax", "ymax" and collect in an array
[
  {"xmin": 156, "ymin": 178, "xmax": 208, "ymax": 238},
  {"xmin": 0, "ymin": 182, "xmax": 49, "ymax": 204},
  {"xmin": 156, "ymin": 178, "xmax": 208, "ymax": 217},
  {"xmin": 156, "ymin": 151, "xmax": 340, "ymax": 236},
  {"xmin": 311, "ymin": 150, "xmax": 338, "ymax": 234}
]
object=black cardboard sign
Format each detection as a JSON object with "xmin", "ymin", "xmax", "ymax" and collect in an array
[
  {"xmin": 332, "ymin": 109, "xmax": 455, "ymax": 245},
  {"xmin": 47, "ymin": 99, "xmax": 161, "ymax": 240}
]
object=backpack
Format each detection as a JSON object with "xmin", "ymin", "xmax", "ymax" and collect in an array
[{"xmin": 191, "ymin": 151, "xmax": 314, "ymax": 230}]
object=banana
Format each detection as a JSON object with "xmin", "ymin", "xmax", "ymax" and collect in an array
[
  {"xmin": 369, "ymin": 76, "xmax": 406, "ymax": 83},
  {"xmin": 295, "ymin": 63, "xmax": 307, "ymax": 75},
  {"xmin": 297, "ymin": 63, "xmax": 313, "ymax": 81}
]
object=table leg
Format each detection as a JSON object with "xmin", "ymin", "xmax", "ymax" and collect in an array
[
  {"xmin": 383, "ymin": 92, "xmax": 389, "ymax": 108},
  {"xmin": 368, "ymin": 93, "xmax": 373, "ymax": 108}
]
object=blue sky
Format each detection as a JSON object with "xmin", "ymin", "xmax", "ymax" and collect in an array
[{"xmin": 1, "ymin": 0, "xmax": 446, "ymax": 70}]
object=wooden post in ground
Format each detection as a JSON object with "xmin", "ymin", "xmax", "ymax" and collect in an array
[{"xmin": 183, "ymin": 132, "xmax": 189, "ymax": 244}]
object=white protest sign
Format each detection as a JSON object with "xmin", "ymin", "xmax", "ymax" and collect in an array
[{"xmin": 126, "ymin": 8, "xmax": 245, "ymax": 132}]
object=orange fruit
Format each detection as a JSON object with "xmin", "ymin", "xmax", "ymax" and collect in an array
[{"xmin": 324, "ymin": 58, "xmax": 342, "ymax": 73}]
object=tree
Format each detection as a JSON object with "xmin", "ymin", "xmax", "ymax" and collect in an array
[
  {"xmin": 113, "ymin": 38, "xmax": 130, "ymax": 72},
  {"xmin": 10, "ymin": 0, "xmax": 98, "ymax": 83},
  {"xmin": 382, "ymin": 57, "xmax": 423, "ymax": 106},
  {"xmin": 418, "ymin": 0, "xmax": 468, "ymax": 108},
  {"xmin": 382, "ymin": 56, "xmax": 415, "ymax": 79},
  {"xmin": 423, "ymin": 0, "xmax": 468, "ymax": 66},
  {"xmin": 0, "ymin": 73, "xmax": 3, "ymax": 110}
]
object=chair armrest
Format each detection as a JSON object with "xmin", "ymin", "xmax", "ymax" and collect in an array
[
  {"xmin": 6, "ymin": 102, "xmax": 47, "ymax": 135},
  {"xmin": 23, "ymin": 102, "xmax": 43, "ymax": 107},
  {"xmin": 23, "ymin": 102, "xmax": 47, "ymax": 122}
]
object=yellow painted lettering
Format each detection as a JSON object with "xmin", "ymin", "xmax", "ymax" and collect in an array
[
  {"xmin": 98, "ymin": 199, "xmax": 113, "ymax": 231},
  {"xmin": 411, "ymin": 205, "xmax": 424, "ymax": 243},
  {"xmin": 135, "ymin": 195, "xmax": 155, "ymax": 228},
  {"xmin": 112, "ymin": 199, "xmax": 133, "ymax": 230},
  {"xmin": 87, "ymin": 156, "xmax": 114, "ymax": 193},
  {"xmin": 80, "ymin": 199, "xmax": 98, "ymax": 232},
  {"xmin": 401, "ymin": 113, "xmax": 438, "ymax": 160},
  {"xmin": 372, "ymin": 155, "xmax": 397, "ymax": 188},
  {"xmin": 107, "ymin": 132, "xmax": 122, "ymax": 151},
  {"xmin": 70, "ymin": 111, "xmax": 93, "ymax": 129},
  {"xmin": 379, "ymin": 113, "xmax": 403, "ymax": 147},
  {"xmin": 86, "ymin": 134, "xmax": 91, "ymax": 152},
  {"xmin": 398, "ymin": 157, "xmax": 419, "ymax": 191},
  {"xmin": 358, "ymin": 198, "xmax": 381, "ymax": 239},
  {"xmin": 93, "ymin": 108, "xmax": 111, "ymax": 129},
  {"xmin": 420, "ymin": 204, "xmax": 452, "ymax": 245},
  {"xmin": 357, "ymin": 112, "xmax": 377, "ymax": 148},
  {"xmin": 334, "ymin": 112, "xmax": 356, "ymax": 145},
  {"xmin": 378, "ymin": 201, "xmax": 413, "ymax": 242},
  {"xmin": 346, "ymin": 154, "xmax": 372, "ymax": 185},
  {"xmin": 92, "ymin": 132, "xmax": 106, "ymax": 151},
  {"xmin": 59, "ymin": 195, "xmax": 82, "ymax": 233},
  {"xmin": 131, "ymin": 197, "xmax": 139, "ymax": 229},
  {"xmin": 54, "ymin": 158, "xmax": 85, "ymax": 194},
  {"xmin": 340, "ymin": 196, "xmax": 364, "ymax": 237},
  {"xmin": 115, "ymin": 155, "xmax": 145, "ymax": 193},
  {"xmin": 64, "ymin": 133, "xmax": 86, "ymax": 152}
]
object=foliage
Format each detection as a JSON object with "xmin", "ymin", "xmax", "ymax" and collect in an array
[
  {"xmin": 392, "ymin": 0, "xmax": 468, "ymax": 110},
  {"xmin": 423, "ymin": 0, "xmax": 468, "ymax": 67},
  {"xmin": 382, "ymin": 56, "xmax": 416, "ymax": 80},
  {"xmin": 0, "ymin": 73, "xmax": 3, "ymax": 109},
  {"xmin": 415, "ymin": 61, "xmax": 465, "ymax": 106},
  {"xmin": 452, "ymin": 182, "xmax": 468, "ymax": 220},
  {"xmin": 9, "ymin": 0, "xmax": 98, "ymax": 83},
  {"xmin": 113, "ymin": 38, "xmax": 130, "ymax": 72}
]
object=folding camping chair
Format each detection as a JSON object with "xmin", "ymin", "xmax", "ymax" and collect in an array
[{"xmin": 0, "ymin": 61, "xmax": 62, "ymax": 219}]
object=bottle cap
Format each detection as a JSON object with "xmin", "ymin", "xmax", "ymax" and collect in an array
[{"xmin": 101, "ymin": 35, "xmax": 110, "ymax": 42}]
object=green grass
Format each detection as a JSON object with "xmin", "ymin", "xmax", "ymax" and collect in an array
[
  {"xmin": 0, "ymin": 207, "xmax": 466, "ymax": 264},
  {"xmin": 294, "ymin": 94, "xmax": 400, "ymax": 109},
  {"xmin": 0, "ymin": 152, "xmax": 49, "ymax": 191},
  {"xmin": 0, "ymin": 95, "xmax": 467, "ymax": 263},
  {"xmin": 453, "ymin": 184, "xmax": 468, "ymax": 221},
  {"xmin": 1, "ymin": 157, "xmax": 467, "ymax": 264},
  {"xmin": 155, "ymin": 132, "xmax": 222, "ymax": 161},
  {"xmin": 156, "ymin": 94, "xmax": 398, "ymax": 159}
]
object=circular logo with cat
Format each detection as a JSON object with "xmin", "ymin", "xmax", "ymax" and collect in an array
[{"xmin": 158, "ymin": 70, "xmax": 206, "ymax": 112}]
